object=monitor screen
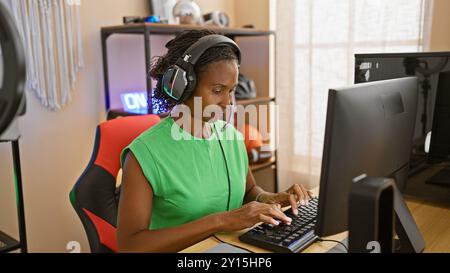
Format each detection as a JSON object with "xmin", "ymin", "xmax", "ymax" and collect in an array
[
  {"xmin": 316, "ymin": 77, "xmax": 418, "ymax": 237},
  {"xmin": 355, "ymin": 52, "xmax": 450, "ymax": 174},
  {"xmin": 355, "ymin": 52, "xmax": 450, "ymax": 142}
]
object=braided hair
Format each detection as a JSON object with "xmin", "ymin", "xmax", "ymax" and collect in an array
[{"xmin": 149, "ymin": 29, "xmax": 239, "ymax": 111}]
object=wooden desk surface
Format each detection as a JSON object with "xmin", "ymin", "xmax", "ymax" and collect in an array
[
  {"xmin": 181, "ymin": 187, "xmax": 450, "ymax": 253},
  {"xmin": 405, "ymin": 199, "xmax": 450, "ymax": 252}
]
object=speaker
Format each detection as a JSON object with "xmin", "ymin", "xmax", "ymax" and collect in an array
[{"xmin": 348, "ymin": 176, "xmax": 395, "ymax": 253}]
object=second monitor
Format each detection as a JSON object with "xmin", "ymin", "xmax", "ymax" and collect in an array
[
  {"xmin": 239, "ymin": 77, "xmax": 424, "ymax": 253},
  {"xmin": 316, "ymin": 77, "xmax": 422, "ymax": 249}
]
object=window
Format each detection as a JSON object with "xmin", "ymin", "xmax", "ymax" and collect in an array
[{"xmin": 293, "ymin": 0, "xmax": 431, "ymax": 158}]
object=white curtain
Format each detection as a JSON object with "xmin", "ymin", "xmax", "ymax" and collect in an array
[
  {"xmin": 276, "ymin": 0, "xmax": 434, "ymax": 190},
  {"xmin": 0, "ymin": 0, "xmax": 84, "ymax": 111}
]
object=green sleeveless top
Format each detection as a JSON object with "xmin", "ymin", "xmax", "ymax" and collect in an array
[{"xmin": 120, "ymin": 117, "xmax": 248, "ymax": 230}]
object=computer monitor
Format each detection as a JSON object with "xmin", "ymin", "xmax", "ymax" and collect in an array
[
  {"xmin": 316, "ymin": 77, "xmax": 419, "ymax": 238},
  {"xmin": 427, "ymin": 70, "xmax": 450, "ymax": 186},
  {"xmin": 354, "ymin": 52, "xmax": 450, "ymax": 176}
]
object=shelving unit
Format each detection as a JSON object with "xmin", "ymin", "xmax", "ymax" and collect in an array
[
  {"xmin": 100, "ymin": 23, "xmax": 278, "ymax": 192},
  {"xmin": 250, "ymin": 157, "xmax": 276, "ymax": 172},
  {"xmin": 237, "ymin": 97, "xmax": 275, "ymax": 106}
]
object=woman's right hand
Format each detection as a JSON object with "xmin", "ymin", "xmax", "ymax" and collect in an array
[{"xmin": 219, "ymin": 201, "xmax": 292, "ymax": 232}]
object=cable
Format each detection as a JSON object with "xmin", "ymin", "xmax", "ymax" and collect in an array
[
  {"xmin": 212, "ymin": 234, "xmax": 254, "ymax": 253},
  {"xmin": 317, "ymin": 238, "xmax": 349, "ymax": 253},
  {"xmin": 213, "ymin": 124, "xmax": 231, "ymax": 211}
]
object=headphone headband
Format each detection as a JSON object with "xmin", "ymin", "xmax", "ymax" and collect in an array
[
  {"xmin": 162, "ymin": 34, "xmax": 241, "ymax": 103},
  {"xmin": 181, "ymin": 34, "xmax": 241, "ymax": 65}
]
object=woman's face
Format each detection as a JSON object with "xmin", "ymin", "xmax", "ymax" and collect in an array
[{"xmin": 184, "ymin": 59, "xmax": 239, "ymax": 122}]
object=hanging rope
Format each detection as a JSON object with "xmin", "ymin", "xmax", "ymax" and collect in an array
[{"xmin": 1, "ymin": 0, "xmax": 84, "ymax": 111}]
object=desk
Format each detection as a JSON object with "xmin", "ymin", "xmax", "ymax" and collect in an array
[{"xmin": 181, "ymin": 187, "xmax": 450, "ymax": 253}]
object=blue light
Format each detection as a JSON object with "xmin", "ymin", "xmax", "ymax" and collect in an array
[
  {"xmin": 151, "ymin": 89, "xmax": 171, "ymax": 114},
  {"xmin": 120, "ymin": 90, "xmax": 170, "ymax": 115},
  {"xmin": 121, "ymin": 92, "xmax": 148, "ymax": 112}
]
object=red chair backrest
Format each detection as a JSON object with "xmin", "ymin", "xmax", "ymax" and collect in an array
[{"xmin": 70, "ymin": 115, "xmax": 160, "ymax": 253}]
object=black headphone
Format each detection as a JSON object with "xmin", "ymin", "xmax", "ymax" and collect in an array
[
  {"xmin": 161, "ymin": 34, "xmax": 241, "ymax": 103},
  {"xmin": 0, "ymin": 2, "xmax": 26, "ymax": 135}
]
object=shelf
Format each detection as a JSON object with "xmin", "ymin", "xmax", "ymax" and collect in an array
[
  {"xmin": 0, "ymin": 231, "xmax": 21, "ymax": 253},
  {"xmin": 107, "ymin": 108, "xmax": 148, "ymax": 120},
  {"xmin": 250, "ymin": 158, "xmax": 276, "ymax": 172},
  {"xmin": 236, "ymin": 97, "xmax": 275, "ymax": 106},
  {"xmin": 101, "ymin": 23, "xmax": 275, "ymax": 37},
  {"xmin": 106, "ymin": 108, "xmax": 173, "ymax": 120},
  {"xmin": 106, "ymin": 96, "xmax": 275, "ymax": 120}
]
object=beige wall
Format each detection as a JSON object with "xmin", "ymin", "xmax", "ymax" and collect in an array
[
  {"xmin": 199, "ymin": 0, "xmax": 271, "ymax": 30},
  {"xmin": 429, "ymin": 0, "xmax": 450, "ymax": 51},
  {"xmin": 234, "ymin": 0, "xmax": 270, "ymax": 30}
]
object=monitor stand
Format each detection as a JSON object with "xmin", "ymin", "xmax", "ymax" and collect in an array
[
  {"xmin": 393, "ymin": 184, "xmax": 425, "ymax": 253},
  {"xmin": 348, "ymin": 176, "xmax": 425, "ymax": 253}
]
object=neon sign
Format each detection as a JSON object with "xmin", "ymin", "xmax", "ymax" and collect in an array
[{"xmin": 120, "ymin": 92, "xmax": 148, "ymax": 113}]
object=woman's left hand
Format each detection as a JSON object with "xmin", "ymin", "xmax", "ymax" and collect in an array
[{"xmin": 257, "ymin": 184, "xmax": 313, "ymax": 216}]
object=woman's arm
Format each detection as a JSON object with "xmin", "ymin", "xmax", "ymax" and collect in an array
[
  {"xmin": 117, "ymin": 153, "xmax": 292, "ymax": 253},
  {"xmin": 243, "ymin": 169, "xmax": 265, "ymax": 204},
  {"xmin": 243, "ymin": 165, "xmax": 313, "ymax": 215},
  {"xmin": 117, "ymin": 152, "xmax": 224, "ymax": 252}
]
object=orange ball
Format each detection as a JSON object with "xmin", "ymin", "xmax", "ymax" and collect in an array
[{"xmin": 243, "ymin": 124, "xmax": 263, "ymax": 153}]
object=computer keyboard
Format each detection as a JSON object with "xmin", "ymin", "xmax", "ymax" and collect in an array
[{"xmin": 239, "ymin": 197, "xmax": 319, "ymax": 253}]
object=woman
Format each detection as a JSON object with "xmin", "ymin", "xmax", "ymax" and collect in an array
[{"xmin": 117, "ymin": 29, "xmax": 312, "ymax": 252}]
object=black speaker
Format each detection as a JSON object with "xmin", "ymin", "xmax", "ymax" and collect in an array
[
  {"xmin": 349, "ymin": 176, "xmax": 395, "ymax": 253},
  {"xmin": 348, "ymin": 175, "xmax": 425, "ymax": 253}
]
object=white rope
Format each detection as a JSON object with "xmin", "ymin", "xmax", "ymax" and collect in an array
[
  {"xmin": 47, "ymin": 0, "xmax": 61, "ymax": 109},
  {"xmin": 41, "ymin": 0, "xmax": 58, "ymax": 109},
  {"xmin": 20, "ymin": 1, "xmax": 35, "ymax": 91},
  {"xmin": 2, "ymin": 0, "xmax": 84, "ymax": 111},
  {"xmin": 54, "ymin": 0, "xmax": 70, "ymax": 106},
  {"xmin": 74, "ymin": 0, "xmax": 84, "ymax": 69},
  {"xmin": 31, "ymin": 0, "xmax": 47, "ymax": 105},
  {"xmin": 65, "ymin": 0, "xmax": 76, "ymax": 89},
  {"xmin": 39, "ymin": 0, "xmax": 51, "ymax": 107}
]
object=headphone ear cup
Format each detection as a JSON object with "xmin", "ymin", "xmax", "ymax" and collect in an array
[
  {"xmin": 179, "ymin": 65, "xmax": 197, "ymax": 102},
  {"xmin": 161, "ymin": 66, "xmax": 188, "ymax": 102},
  {"xmin": 162, "ymin": 68, "xmax": 175, "ymax": 97}
]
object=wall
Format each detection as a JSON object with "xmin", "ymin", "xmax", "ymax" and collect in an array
[
  {"xmin": 429, "ymin": 0, "xmax": 450, "ymax": 51},
  {"xmin": 234, "ymin": 0, "xmax": 270, "ymax": 30},
  {"xmin": 0, "ymin": 0, "xmax": 236, "ymax": 253}
]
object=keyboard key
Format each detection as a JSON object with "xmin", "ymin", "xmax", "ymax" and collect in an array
[{"xmin": 239, "ymin": 197, "xmax": 319, "ymax": 252}]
